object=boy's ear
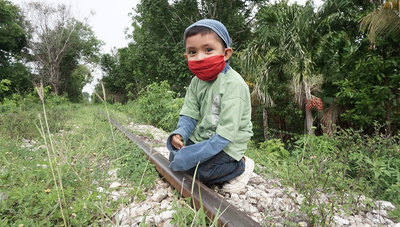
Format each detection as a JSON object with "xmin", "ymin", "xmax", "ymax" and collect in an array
[
  {"xmin": 184, "ymin": 53, "xmax": 188, "ymax": 60},
  {"xmin": 224, "ymin": 47, "xmax": 233, "ymax": 61}
]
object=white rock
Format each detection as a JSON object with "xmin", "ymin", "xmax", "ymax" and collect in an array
[
  {"xmin": 129, "ymin": 206, "xmax": 138, "ymax": 217},
  {"xmin": 267, "ymin": 189, "xmax": 280, "ymax": 197},
  {"xmin": 362, "ymin": 218, "xmax": 373, "ymax": 226},
  {"xmin": 144, "ymin": 216, "xmax": 155, "ymax": 223},
  {"xmin": 160, "ymin": 199, "xmax": 171, "ymax": 210},
  {"xmin": 296, "ymin": 194, "xmax": 305, "ymax": 204},
  {"xmin": 136, "ymin": 204, "xmax": 151, "ymax": 216},
  {"xmin": 153, "ymin": 215, "xmax": 161, "ymax": 225},
  {"xmin": 151, "ymin": 192, "xmax": 168, "ymax": 203},
  {"xmin": 110, "ymin": 182, "xmax": 122, "ymax": 188},
  {"xmin": 251, "ymin": 212, "xmax": 263, "ymax": 222},
  {"xmin": 230, "ymin": 193, "xmax": 240, "ymax": 203},
  {"xmin": 375, "ymin": 200, "xmax": 396, "ymax": 211},
  {"xmin": 111, "ymin": 191, "xmax": 121, "ymax": 201},
  {"xmin": 334, "ymin": 216, "xmax": 350, "ymax": 226},
  {"xmin": 246, "ymin": 190, "xmax": 259, "ymax": 200},
  {"xmin": 162, "ymin": 219, "xmax": 175, "ymax": 227},
  {"xmin": 117, "ymin": 208, "xmax": 129, "ymax": 224},
  {"xmin": 108, "ymin": 169, "xmax": 119, "ymax": 179},
  {"xmin": 372, "ymin": 209, "xmax": 387, "ymax": 216},
  {"xmin": 160, "ymin": 210, "xmax": 175, "ymax": 220}
]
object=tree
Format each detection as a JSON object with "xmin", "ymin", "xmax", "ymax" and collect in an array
[
  {"xmin": 66, "ymin": 65, "xmax": 92, "ymax": 102},
  {"xmin": 114, "ymin": 0, "xmax": 259, "ymax": 98},
  {"xmin": 23, "ymin": 2, "xmax": 102, "ymax": 98},
  {"xmin": 0, "ymin": 0, "xmax": 32, "ymax": 100},
  {"xmin": 100, "ymin": 48, "xmax": 138, "ymax": 103},
  {"xmin": 0, "ymin": 0, "xmax": 27, "ymax": 59},
  {"xmin": 360, "ymin": 0, "xmax": 400, "ymax": 44},
  {"xmin": 241, "ymin": 0, "xmax": 351, "ymax": 136},
  {"xmin": 334, "ymin": 40, "xmax": 400, "ymax": 135},
  {"xmin": 328, "ymin": 0, "xmax": 400, "ymax": 135}
]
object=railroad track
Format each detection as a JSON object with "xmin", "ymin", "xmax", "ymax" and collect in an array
[{"xmin": 101, "ymin": 111, "xmax": 262, "ymax": 227}]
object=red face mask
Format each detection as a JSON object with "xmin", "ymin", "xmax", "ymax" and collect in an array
[{"xmin": 188, "ymin": 55, "xmax": 226, "ymax": 81}]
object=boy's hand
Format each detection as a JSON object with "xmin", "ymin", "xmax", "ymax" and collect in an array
[{"xmin": 171, "ymin": 134, "xmax": 184, "ymax": 149}]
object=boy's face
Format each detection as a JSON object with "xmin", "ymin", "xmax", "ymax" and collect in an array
[{"xmin": 184, "ymin": 33, "xmax": 232, "ymax": 62}]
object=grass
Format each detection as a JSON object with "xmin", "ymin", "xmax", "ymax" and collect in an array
[
  {"xmin": 0, "ymin": 90, "xmax": 218, "ymax": 226},
  {"xmin": 0, "ymin": 102, "xmax": 158, "ymax": 226}
]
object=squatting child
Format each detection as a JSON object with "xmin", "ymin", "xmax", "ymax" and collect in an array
[{"xmin": 166, "ymin": 19, "xmax": 254, "ymax": 193}]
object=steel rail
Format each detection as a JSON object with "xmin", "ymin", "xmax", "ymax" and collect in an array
[{"xmin": 101, "ymin": 111, "xmax": 262, "ymax": 227}]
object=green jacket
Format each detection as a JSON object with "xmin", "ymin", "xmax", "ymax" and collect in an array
[{"xmin": 180, "ymin": 66, "xmax": 253, "ymax": 161}]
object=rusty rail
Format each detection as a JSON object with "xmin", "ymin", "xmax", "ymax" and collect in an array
[{"xmin": 101, "ymin": 111, "xmax": 262, "ymax": 227}]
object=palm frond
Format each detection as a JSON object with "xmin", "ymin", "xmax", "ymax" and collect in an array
[{"xmin": 360, "ymin": 0, "xmax": 400, "ymax": 43}]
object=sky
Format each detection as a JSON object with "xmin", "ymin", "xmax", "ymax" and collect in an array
[
  {"xmin": 10, "ymin": 0, "xmax": 323, "ymax": 94},
  {"xmin": 10, "ymin": 0, "xmax": 140, "ymax": 52},
  {"xmin": 289, "ymin": 0, "xmax": 323, "ymax": 6}
]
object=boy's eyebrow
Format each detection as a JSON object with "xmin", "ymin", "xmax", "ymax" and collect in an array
[{"xmin": 186, "ymin": 42, "xmax": 216, "ymax": 49}]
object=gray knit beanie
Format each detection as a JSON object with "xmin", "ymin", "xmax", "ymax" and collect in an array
[{"xmin": 183, "ymin": 19, "xmax": 231, "ymax": 48}]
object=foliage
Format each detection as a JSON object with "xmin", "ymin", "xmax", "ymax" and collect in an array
[
  {"xmin": 241, "ymin": 0, "xmax": 351, "ymax": 136},
  {"xmin": 100, "ymin": 47, "xmax": 140, "ymax": 104},
  {"xmin": 23, "ymin": 2, "xmax": 102, "ymax": 99},
  {"xmin": 0, "ymin": 79, "xmax": 11, "ymax": 93},
  {"xmin": 0, "ymin": 0, "xmax": 32, "ymax": 101},
  {"xmin": 170, "ymin": 196, "xmax": 218, "ymax": 226},
  {"xmin": 333, "ymin": 34, "xmax": 400, "ymax": 134},
  {"xmin": 101, "ymin": 0, "xmax": 258, "ymax": 101},
  {"xmin": 246, "ymin": 139, "xmax": 290, "ymax": 170},
  {"xmin": 116, "ymin": 145, "xmax": 158, "ymax": 200},
  {"xmin": 271, "ymin": 128, "xmax": 400, "ymax": 223},
  {"xmin": 0, "ymin": 104, "xmax": 159, "ymax": 226},
  {"xmin": 0, "ymin": 0, "xmax": 28, "ymax": 58},
  {"xmin": 0, "ymin": 90, "xmax": 70, "ymax": 139},
  {"xmin": 360, "ymin": 0, "xmax": 400, "ymax": 43},
  {"xmin": 132, "ymin": 81, "xmax": 184, "ymax": 132},
  {"xmin": 0, "ymin": 61, "xmax": 33, "ymax": 101},
  {"xmin": 66, "ymin": 65, "xmax": 93, "ymax": 103}
]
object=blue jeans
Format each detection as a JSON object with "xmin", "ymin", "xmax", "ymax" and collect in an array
[{"xmin": 183, "ymin": 140, "xmax": 245, "ymax": 184}]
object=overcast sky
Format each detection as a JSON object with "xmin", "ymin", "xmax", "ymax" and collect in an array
[
  {"xmin": 9, "ymin": 0, "xmax": 323, "ymax": 94},
  {"xmin": 10, "ymin": 0, "xmax": 140, "ymax": 52}
]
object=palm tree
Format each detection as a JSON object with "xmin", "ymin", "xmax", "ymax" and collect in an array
[
  {"xmin": 241, "ymin": 0, "xmax": 349, "ymax": 135},
  {"xmin": 360, "ymin": 0, "xmax": 400, "ymax": 43}
]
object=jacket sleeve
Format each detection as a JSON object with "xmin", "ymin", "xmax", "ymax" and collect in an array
[
  {"xmin": 169, "ymin": 134, "xmax": 230, "ymax": 171},
  {"xmin": 166, "ymin": 115, "xmax": 198, "ymax": 152}
]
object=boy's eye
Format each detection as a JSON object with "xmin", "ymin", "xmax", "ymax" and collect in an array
[
  {"xmin": 205, "ymin": 48, "xmax": 212, "ymax": 52},
  {"xmin": 188, "ymin": 50, "xmax": 196, "ymax": 55}
]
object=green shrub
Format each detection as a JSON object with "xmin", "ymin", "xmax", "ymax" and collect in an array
[
  {"xmin": 246, "ymin": 139, "xmax": 290, "ymax": 172},
  {"xmin": 273, "ymin": 128, "xmax": 400, "ymax": 224},
  {"xmin": 0, "ymin": 92, "xmax": 72, "ymax": 139},
  {"xmin": 132, "ymin": 81, "xmax": 183, "ymax": 132}
]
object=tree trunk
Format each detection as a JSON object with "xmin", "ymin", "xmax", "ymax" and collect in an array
[
  {"xmin": 263, "ymin": 108, "xmax": 268, "ymax": 140},
  {"xmin": 305, "ymin": 108, "xmax": 314, "ymax": 135}
]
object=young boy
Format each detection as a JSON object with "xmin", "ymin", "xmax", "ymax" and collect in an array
[{"xmin": 166, "ymin": 19, "xmax": 254, "ymax": 193}]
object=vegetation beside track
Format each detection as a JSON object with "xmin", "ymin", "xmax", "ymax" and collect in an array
[
  {"xmin": 1, "ymin": 88, "xmax": 400, "ymax": 225},
  {"xmin": 129, "ymin": 81, "xmax": 400, "ymax": 224},
  {"xmin": 0, "ymin": 97, "xmax": 158, "ymax": 226}
]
